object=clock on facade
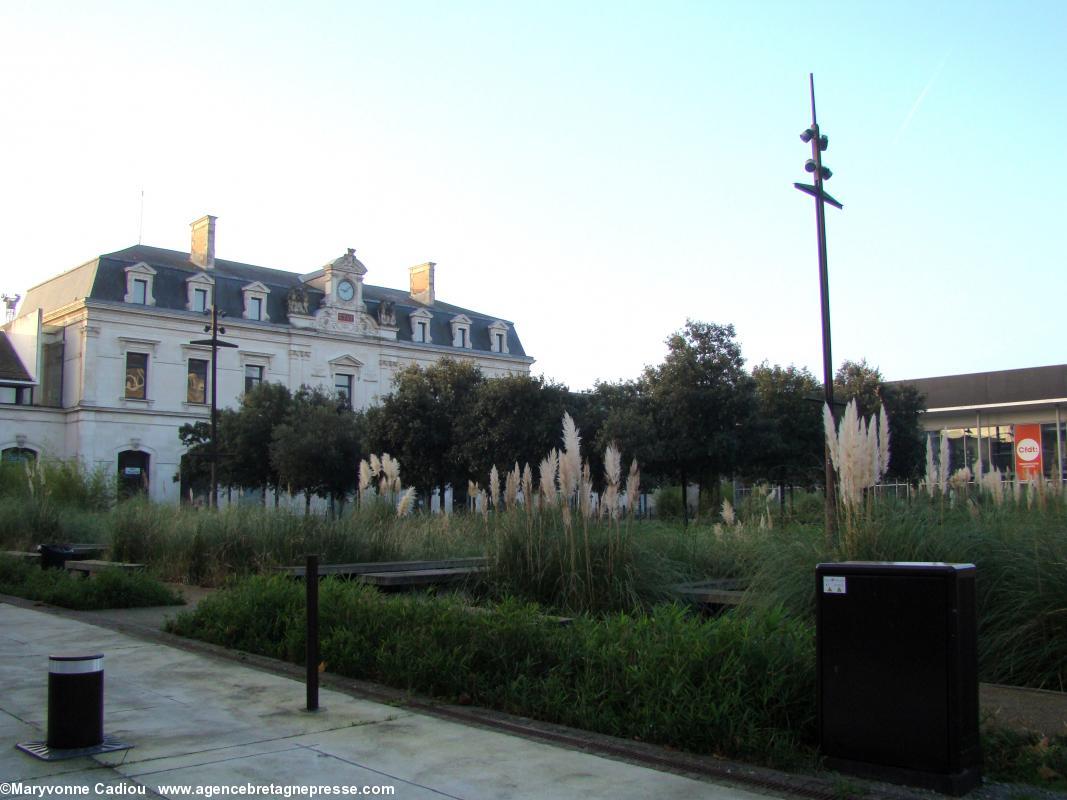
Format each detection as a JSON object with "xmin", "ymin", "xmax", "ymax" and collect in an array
[{"xmin": 336, "ymin": 279, "xmax": 355, "ymax": 301}]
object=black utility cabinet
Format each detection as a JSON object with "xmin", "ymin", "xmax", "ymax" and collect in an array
[{"xmin": 816, "ymin": 562, "xmax": 981, "ymax": 795}]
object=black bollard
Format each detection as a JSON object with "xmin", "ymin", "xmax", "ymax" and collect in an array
[
  {"xmin": 306, "ymin": 554, "xmax": 319, "ymax": 712},
  {"xmin": 47, "ymin": 654, "xmax": 104, "ymax": 749}
]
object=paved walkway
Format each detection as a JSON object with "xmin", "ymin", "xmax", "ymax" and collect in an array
[{"xmin": 0, "ymin": 602, "xmax": 779, "ymax": 800}]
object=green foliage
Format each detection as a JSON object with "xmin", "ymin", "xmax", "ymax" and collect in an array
[
  {"xmin": 746, "ymin": 363, "xmax": 824, "ymax": 487},
  {"xmin": 169, "ymin": 577, "xmax": 816, "ymax": 767},
  {"xmin": 107, "ymin": 501, "xmax": 480, "ymax": 585},
  {"xmin": 227, "ymin": 382, "xmax": 295, "ymax": 497},
  {"xmin": 653, "ymin": 486, "xmax": 685, "ymax": 520},
  {"xmin": 366, "ymin": 359, "xmax": 485, "ymax": 497},
  {"xmin": 642, "ymin": 321, "xmax": 756, "ymax": 508},
  {"xmin": 0, "ymin": 555, "xmax": 183, "ymax": 610},
  {"xmin": 479, "ymin": 507, "xmax": 683, "ymax": 614},
  {"xmin": 982, "ymin": 727, "xmax": 1067, "ymax": 790},
  {"xmin": 457, "ymin": 374, "xmax": 571, "ymax": 488},
  {"xmin": 270, "ymin": 386, "xmax": 363, "ymax": 509}
]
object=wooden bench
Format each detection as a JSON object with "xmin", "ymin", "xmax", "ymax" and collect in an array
[
  {"xmin": 669, "ymin": 579, "xmax": 747, "ymax": 607},
  {"xmin": 65, "ymin": 560, "xmax": 146, "ymax": 577},
  {"xmin": 275, "ymin": 557, "xmax": 489, "ymax": 590},
  {"xmin": 2, "ymin": 551, "xmax": 41, "ymax": 564}
]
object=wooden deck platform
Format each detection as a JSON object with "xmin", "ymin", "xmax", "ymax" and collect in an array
[
  {"xmin": 275, "ymin": 557, "xmax": 488, "ymax": 588},
  {"xmin": 2, "ymin": 551, "xmax": 41, "ymax": 563},
  {"xmin": 669, "ymin": 579, "xmax": 747, "ymax": 607},
  {"xmin": 66, "ymin": 559, "xmax": 146, "ymax": 576}
]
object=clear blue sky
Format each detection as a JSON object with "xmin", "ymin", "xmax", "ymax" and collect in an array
[{"xmin": 2, "ymin": 0, "xmax": 1064, "ymax": 390}]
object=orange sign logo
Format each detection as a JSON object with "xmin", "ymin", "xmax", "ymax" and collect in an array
[{"xmin": 1014, "ymin": 424, "xmax": 1044, "ymax": 480}]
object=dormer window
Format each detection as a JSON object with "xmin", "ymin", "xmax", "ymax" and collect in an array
[
  {"xmin": 241, "ymin": 281, "xmax": 270, "ymax": 322},
  {"xmin": 186, "ymin": 274, "xmax": 215, "ymax": 313},
  {"xmin": 409, "ymin": 308, "xmax": 433, "ymax": 344},
  {"xmin": 450, "ymin": 315, "xmax": 472, "ymax": 349},
  {"xmin": 123, "ymin": 263, "xmax": 157, "ymax": 306},
  {"xmin": 489, "ymin": 320, "xmax": 510, "ymax": 354}
]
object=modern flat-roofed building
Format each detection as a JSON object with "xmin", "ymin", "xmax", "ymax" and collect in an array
[
  {"xmin": 887, "ymin": 364, "xmax": 1067, "ymax": 481},
  {"xmin": 0, "ymin": 215, "xmax": 533, "ymax": 503}
]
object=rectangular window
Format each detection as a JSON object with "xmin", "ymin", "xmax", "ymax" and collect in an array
[
  {"xmin": 416, "ymin": 320, "xmax": 428, "ymax": 343},
  {"xmin": 495, "ymin": 332, "xmax": 504, "ymax": 352},
  {"xmin": 335, "ymin": 374, "xmax": 353, "ymax": 409},
  {"xmin": 125, "ymin": 352, "xmax": 148, "ymax": 399},
  {"xmin": 132, "ymin": 279, "xmax": 147, "ymax": 305},
  {"xmin": 0, "ymin": 387, "xmax": 17, "ymax": 404},
  {"xmin": 187, "ymin": 358, "xmax": 208, "ymax": 404},
  {"xmin": 460, "ymin": 328, "xmax": 467, "ymax": 348},
  {"xmin": 244, "ymin": 364, "xmax": 263, "ymax": 395},
  {"xmin": 193, "ymin": 288, "xmax": 208, "ymax": 312},
  {"xmin": 249, "ymin": 297, "xmax": 263, "ymax": 321}
]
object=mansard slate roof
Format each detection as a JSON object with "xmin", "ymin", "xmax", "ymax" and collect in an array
[
  {"xmin": 26, "ymin": 244, "xmax": 527, "ymax": 357},
  {"xmin": 0, "ymin": 332, "xmax": 33, "ymax": 383}
]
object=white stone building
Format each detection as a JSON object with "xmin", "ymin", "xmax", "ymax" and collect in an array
[{"xmin": 0, "ymin": 215, "xmax": 533, "ymax": 502}]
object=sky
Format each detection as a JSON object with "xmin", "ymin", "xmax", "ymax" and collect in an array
[{"xmin": 1, "ymin": 0, "xmax": 1064, "ymax": 391}]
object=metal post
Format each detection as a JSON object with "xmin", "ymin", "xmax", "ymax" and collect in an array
[
  {"xmin": 190, "ymin": 307, "xmax": 236, "ymax": 509},
  {"xmin": 795, "ymin": 73, "xmax": 844, "ymax": 539},
  {"xmin": 209, "ymin": 306, "xmax": 219, "ymax": 509},
  {"xmin": 1057, "ymin": 405, "xmax": 1064, "ymax": 484},
  {"xmin": 306, "ymin": 554, "xmax": 319, "ymax": 712}
]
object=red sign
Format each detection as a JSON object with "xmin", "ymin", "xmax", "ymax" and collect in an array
[
  {"xmin": 1014, "ymin": 424, "xmax": 1044, "ymax": 480},
  {"xmin": 338, "ymin": 313, "xmax": 355, "ymax": 323}
]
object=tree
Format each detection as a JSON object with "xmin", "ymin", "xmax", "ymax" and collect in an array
[
  {"xmin": 745, "ymin": 363, "xmax": 824, "ymax": 489},
  {"xmin": 834, "ymin": 359, "xmax": 926, "ymax": 481},
  {"xmin": 224, "ymin": 382, "xmax": 294, "ymax": 504},
  {"xmin": 456, "ymin": 374, "xmax": 570, "ymax": 486},
  {"xmin": 642, "ymin": 320, "xmax": 756, "ymax": 522},
  {"xmin": 365, "ymin": 359, "xmax": 485, "ymax": 501},
  {"xmin": 584, "ymin": 379, "xmax": 658, "ymax": 490},
  {"xmin": 270, "ymin": 387, "xmax": 363, "ymax": 513}
]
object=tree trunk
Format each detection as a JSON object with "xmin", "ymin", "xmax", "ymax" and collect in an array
[
  {"xmin": 304, "ymin": 491, "xmax": 311, "ymax": 515},
  {"xmin": 681, "ymin": 468, "xmax": 689, "ymax": 528}
]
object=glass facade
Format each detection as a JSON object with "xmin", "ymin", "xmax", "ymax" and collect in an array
[{"xmin": 928, "ymin": 422, "xmax": 1067, "ymax": 479}]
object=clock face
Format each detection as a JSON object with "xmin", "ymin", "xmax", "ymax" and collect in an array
[{"xmin": 337, "ymin": 279, "xmax": 355, "ymax": 301}]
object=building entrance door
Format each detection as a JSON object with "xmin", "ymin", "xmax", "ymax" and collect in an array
[{"xmin": 118, "ymin": 450, "xmax": 150, "ymax": 499}]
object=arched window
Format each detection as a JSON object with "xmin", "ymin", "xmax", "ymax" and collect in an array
[{"xmin": 1, "ymin": 447, "xmax": 37, "ymax": 464}]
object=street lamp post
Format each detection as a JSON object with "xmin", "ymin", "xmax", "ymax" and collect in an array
[
  {"xmin": 794, "ymin": 73, "xmax": 844, "ymax": 538},
  {"xmin": 189, "ymin": 306, "xmax": 237, "ymax": 508}
]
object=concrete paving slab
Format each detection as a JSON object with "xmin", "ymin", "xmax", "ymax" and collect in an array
[
  {"xmin": 293, "ymin": 718, "xmax": 772, "ymax": 800},
  {"xmin": 130, "ymin": 745, "xmax": 449, "ymax": 800}
]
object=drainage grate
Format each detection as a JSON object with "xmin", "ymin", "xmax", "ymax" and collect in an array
[{"xmin": 16, "ymin": 735, "xmax": 133, "ymax": 762}]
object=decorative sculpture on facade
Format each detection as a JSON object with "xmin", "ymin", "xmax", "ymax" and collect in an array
[
  {"xmin": 378, "ymin": 300, "xmax": 397, "ymax": 327},
  {"xmin": 286, "ymin": 285, "xmax": 309, "ymax": 316}
]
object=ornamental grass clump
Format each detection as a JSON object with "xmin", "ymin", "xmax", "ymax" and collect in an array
[
  {"xmin": 823, "ymin": 399, "xmax": 890, "ymax": 551},
  {"xmin": 479, "ymin": 413, "xmax": 665, "ymax": 614}
]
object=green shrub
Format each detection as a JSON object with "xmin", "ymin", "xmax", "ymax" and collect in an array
[
  {"xmin": 983, "ymin": 726, "xmax": 1067, "ymax": 790},
  {"xmin": 168, "ymin": 576, "xmax": 816, "ymax": 767},
  {"xmin": 0, "ymin": 556, "xmax": 184, "ymax": 610},
  {"xmin": 653, "ymin": 486, "xmax": 684, "ymax": 520}
]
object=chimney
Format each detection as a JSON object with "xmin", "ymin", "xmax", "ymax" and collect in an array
[
  {"xmin": 409, "ymin": 262, "xmax": 435, "ymax": 305},
  {"xmin": 190, "ymin": 215, "xmax": 217, "ymax": 269}
]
